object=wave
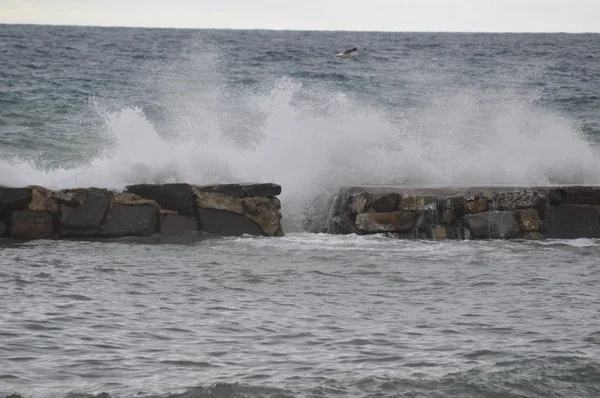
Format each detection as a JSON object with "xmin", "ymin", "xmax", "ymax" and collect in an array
[{"xmin": 1, "ymin": 42, "xmax": 600, "ymax": 228}]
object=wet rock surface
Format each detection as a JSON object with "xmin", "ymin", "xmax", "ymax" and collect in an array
[
  {"xmin": 0, "ymin": 183, "xmax": 284, "ymax": 240},
  {"xmin": 307, "ymin": 185, "xmax": 600, "ymax": 240}
]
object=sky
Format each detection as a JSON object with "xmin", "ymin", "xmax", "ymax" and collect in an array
[{"xmin": 0, "ymin": 0, "xmax": 599, "ymax": 32}]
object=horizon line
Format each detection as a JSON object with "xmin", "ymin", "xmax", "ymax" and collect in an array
[{"xmin": 1, "ymin": 22, "xmax": 599, "ymax": 35}]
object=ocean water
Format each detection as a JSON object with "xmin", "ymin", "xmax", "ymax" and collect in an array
[{"xmin": 1, "ymin": 25, "xmax": 600, "ymax": 397}]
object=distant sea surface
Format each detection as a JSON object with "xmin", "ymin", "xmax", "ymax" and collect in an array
[{"xmin": 1, "ymin": 25, "xmax": 600, "ymax": 398}]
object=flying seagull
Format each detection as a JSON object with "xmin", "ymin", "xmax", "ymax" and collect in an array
[{"xmin": 334, "ymin": 47, "xmax": 357, "ymax": 58}]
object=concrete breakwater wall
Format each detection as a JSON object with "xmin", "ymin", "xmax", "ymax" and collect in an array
[
  {"xmin": 0, "ymin": 183, "xmax": 283, "ymax": 240},
  {"xmin": 305, "ymin": 186, "xmax": 600, "ymax": 240}
]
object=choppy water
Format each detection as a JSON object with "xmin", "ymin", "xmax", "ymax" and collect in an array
[
  {"xmin": 1, "ymin": 25, "xmax": 600, "ymax": 397},
  {"xmin": 2, "ymin": 235, "xmax": 600, "ymax": 398}
]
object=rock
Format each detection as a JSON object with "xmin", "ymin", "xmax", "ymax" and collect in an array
[
  {"xmin": 10, "ymin": 211, "xmax": 56, "ymax": 240},
  {"xmin": 60, "ymin": 188, "xmax": 112, "ymax": 237},
  {"xmin": 464, "ymin": 211, "xmax": 519, "ymax": 239},
  {"xmin": 398, "ymin": 196, "xmax": 436, "ymax": 211},
  {"xmin": 442, "ymin": 195, "xmax": 466, "ymax": 216},
  {"xmin": 330, "ymin": 214, "xmax": 361, "ymax": 234},
  {"xmin": 466, "ymin": 198, "xmax": 487, "ymax": 213},
  {"xmin": 99, "ymin": 203, "xmax": 159, "ymax": 237},
  {"xmin": 125, "ymin": 184, "xmax": 194, "ymax": 214},
  {"xmin": 160, "ymin": 214, "xmax": 198, "ymax": 235},
  {"xmin": 192, "ymin": 188, "xmax": 283, "ymax": 236},
  {"xmin": 514, "ymin": 209, "xmax": 541, "ymax": 232},
  {"xmin": 241, "ymin": 197, "xmax": 283, "ymax": 236},
  {"xmin": 548, "ymin": 186, "xmax": 600, "ymax": 205},
  {"xmin": 0, "ymin": 187, "xmax": 32, "ymax": 213},
  {"xmin": 494, "ymin": 190, "xmax": 546, "ymax": 210},
  {"xmin": 0, "ymin": 220, "xmax": 7, "ymax": 236},
  {"xmin": 27, "ymin": 185, "xmax": 59, "ymax": 213},
  {"xmin": 355, "ymin": 211, "xmax": 416, "ymax": 233},
  {"xmin": 415, "ymin": 208, "xmax": 438, "ymax": 230},
  {"xmin": 429, "ymin": 225, "xmax": 447, "ymax": 240},
  {"xmin": 440, "ymin": 209, "xmax": 456, "ymax": 225},
  {"xmin": 344, "ymin": 191, "xmax": 372, "ymax": 215},
  {"xmin": 194, "ymin": 190, "xmax": 244, "ymax": 214},
  {"xmin": 545, "ymin": 205, "xmax": 600, "ymax": 239},
  {"xmin": 54, "ymin": 189, "xmax": 87, "ymax": 207},
  {"xmin": 371, "ymin": 193, "xmax": 398, "ymax": 212},
  {"xmin": 113, "ymin": 192, "xmax": 160, "ymax": 207},
  {"xmin": 194, "ymin": 183, "xmax": 282, "ymax": 198},
  {"xmin": 196, "ymin": 208, "xmax": 266, "ymax": 236}
]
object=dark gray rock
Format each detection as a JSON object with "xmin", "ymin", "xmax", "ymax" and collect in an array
[
  {"xmin": 194, "ymin": 183, "xmax": 281, "ymax": 198},
  {"xmin": 441, "ymin": 195, "xmax": 466, "ymax": 216},
  {"xmin": 126, "ymin": 184, "xmax": 194, "ymax": 214},
  {"xmin": 0, "ymin": 187, "xmax": 32, "ymax": 213},
  {"xmin": 10, "ymin": 211, "xmax": 56, "ymax": 240},
  {"xmin": 355, "ymin": 211, "xmax": 417, "ymax": 233},
  {"xmin": 548, "ymin": 187, "xmax": 600, "ymax": 205},
  {"xmin": 0, "ymin": 221, "xmax": 6, "ymax": 237},
  {"xmin": 330, "ymin": 214, "xmax": 361, "ymax": 235},
  {"xmin": 195, "ymin": 208, "xmax": 265, "ymax": 236},
  {"xmin": 464, "ymin": 211, "xmax": 519, "ymax": 239},
  {"xmin": 545, "ymin": 205, "xmax": 600, "ymax": 239},
  {"xmin": 494, "ymin": 190, "xmax": 546, "ymax": 210},
  {"xmin": 415, "ymin": 208, "xmax": 438, "ymax": 230},
  {"xmin": 343, "ymin": 191, "xmax": 373, "ymax": 216},
  {"xmin": 60, "ymin": 188, "xmax": 112, "ymax": 237},
  {"xmin": 371, "ymin": 193, "xmax": 398, "ymax": 212},
  {"xmin": 160, "ymin": 213, "xmax": 198, "ymax": 235},
  {"xmin": 99, "ymin": 204, "xmax": 159, "ymax": 237}
]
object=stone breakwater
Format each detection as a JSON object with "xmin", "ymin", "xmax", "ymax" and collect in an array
[
  {"xmin": 0, "ymin": 183, "xmax": 283, "ymax": 240},
  {"xmin": 304, "ymin": 186, "xmax": 600, "ymax": 240}
]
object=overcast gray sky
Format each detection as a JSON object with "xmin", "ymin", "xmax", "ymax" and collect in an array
[{"xmin": 1, "ymin": 0, "xmax": 599, "ymax": 32}]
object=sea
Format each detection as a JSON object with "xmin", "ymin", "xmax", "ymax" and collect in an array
[{"xmin": 1, "ymin": 24, "xmax": 600, "ymax": 398}]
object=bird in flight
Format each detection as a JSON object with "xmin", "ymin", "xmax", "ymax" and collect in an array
[{"xmin": 334, "ymin": 47, "xmax": 357, "ymax": 58}]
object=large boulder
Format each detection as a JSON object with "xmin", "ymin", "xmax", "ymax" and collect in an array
[
  {"xmin": 125, "ymin": 184, "xmax": 194, "ymax": 215},
  {"xmin": 398, "ymin": 196, "xmax": 436, "ymax": 211},
  {"xmin": 371, "ymin": 193, "xmax": 399, "ymax": 212},
  {"xmin": 60, "ymin": 188, "xmax": 112, "ymax": 237},
  {"xmin": 344, "ymin": 191, "xmax": 373, "ymax": 215},
  {"xmin": 545, "ymin": 205, "xmax": 600, "ymax": 239},
  {"xmin": 195, "ymin": 208, "xmax": 267, "ymax": 236},
  {"xmin": 192, "ymin": 188, "xmax": 283, "ymax": 236},
  {"xmin": 355, "ymin": 211, "xmax": 416, "ymax": 233},
  {"xmin": 514, "ymin": 209, "xmax": 541, "ymax": 232},
  {"xmin": 99, "ymin": 203, "xmax": 159, "ymax": 237},
  {"xmin": 160, "ymin": 213, "xmax": 199, "ymax": 235},
  {"xmin": 548, "ymin": 186, "xmax": 600, "ymax": 205},
  {"xmin": 494, "ymin": 190, "xmax": 546, "ymax": 210},
  {"xmin": 0, "ymin": 187, "xmax": 32, "ymax": 213},
  {"xmin": 27, "ymin": 185, "xmax": 59, "ymax": 213},
  {"xmin": 10, "ymin": 211, "xmax": 56, "ymax": 240},
  {"xmin": 194, "ymin": 183, "xmax": 281, "ymax": 198},
  {"xmin": 0, "ymin": 220, "xmax": 7, "ymax": 237},
  {"xmin": 464, "ymin": 211, "xmax": 519, "ymax": 239}
]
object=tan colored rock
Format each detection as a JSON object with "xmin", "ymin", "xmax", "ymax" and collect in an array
[
  {"xmin": 514, "ymin": 209, "xmax": 541, "ymax": 232},
  {"xmin": 26, "ymin": 186, "xmax": 59, "ymax": 213},
  {"xmin": 191, "ymin": 187, "xmax": 283, "ymax": 236},
  {"xmin": 193, "ymin": 189, "xmax": 244, "ymax": 214},
  {"xmin": 398, "ymin": 196, "xmax": 436, "ymax": 211},
  {"xmin": 466, "ymin": 198, "xmax": 487, "ymax": 213},
  {"xmin": 54, "ymin": 188, "xmax": 87, "ymax": 207},
  {"xmin": 355, "ymin": 211, "xmax": 416, "ymax": 233},
  {"xmin": 112, "ymin": 192, "xmax": 160, "ymax": 208},
  {"xmin": 430, "ymin": 225, "xmax": 447, "ymax": 240}
]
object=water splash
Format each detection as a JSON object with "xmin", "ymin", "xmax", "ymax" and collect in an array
[{"xmin": 1, "ymin": 41, "xmax": 600, "ymax": 228}]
